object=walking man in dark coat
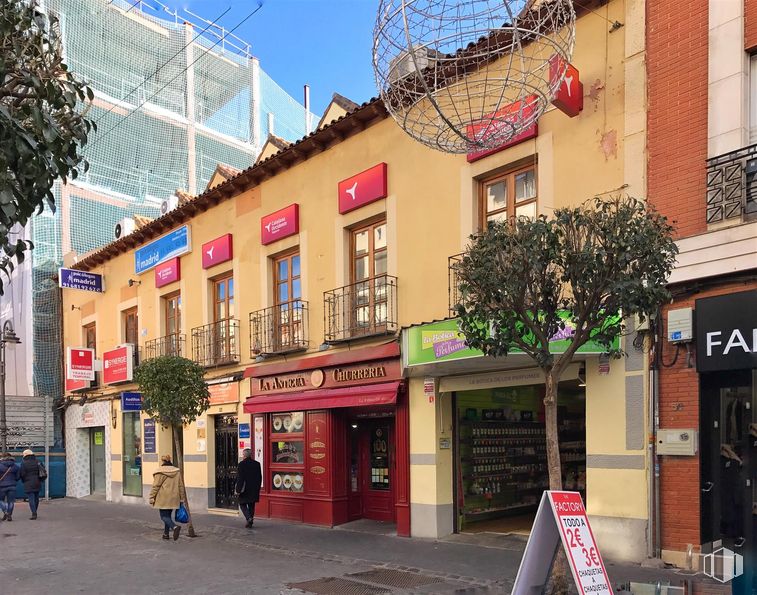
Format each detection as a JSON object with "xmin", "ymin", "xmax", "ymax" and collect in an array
[{"xmin": 236, "ymin": 448, "xmax": 262, "ymax": 529}]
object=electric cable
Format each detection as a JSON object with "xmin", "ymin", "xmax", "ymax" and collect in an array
[
  {"xmin": 86, "ymin": 1, "xmax": 264, "ymax": 153},
  {"xmin": 90, "ymin": 5, "xmax": 233, "ymax": 128}
]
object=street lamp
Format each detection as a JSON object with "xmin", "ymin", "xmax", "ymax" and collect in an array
[{"xmin": 0, "ymin": 320, "xmax": 21, "ymax": 453}]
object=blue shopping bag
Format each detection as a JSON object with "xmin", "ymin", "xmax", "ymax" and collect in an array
[{"xmin": 175, "ymin": 502, "xmax": 189, "ymax": 524}]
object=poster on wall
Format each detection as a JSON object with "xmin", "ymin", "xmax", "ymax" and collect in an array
[
  {"xmin": 143, "ymin": 419, "xmax": 156, "ymax": 454},
  {"xmin": 307, "ymin": 412, "xmax": 329, "ymax": 494},
  {"xmin": 254, "ymin": 416, "xmax": 264, "ymax": 487}
]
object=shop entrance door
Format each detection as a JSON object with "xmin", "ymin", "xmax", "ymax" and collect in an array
[
  {"xmin": 214, "ymin": 415, "xmax": 238, "ymax": 509},
  {"xmin": 89, "ymin": 427, "xmax": 106, "ymax": 495},
  {"xmin": 701, "ymin": 370, "xmax": 755, "ymax": 557},
  {"xmin": 349, "ymin": 421, "xmax": 395, "ymax": 522}
]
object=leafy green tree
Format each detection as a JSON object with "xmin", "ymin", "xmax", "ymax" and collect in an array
[
  {"xmin": 454, "ymin": 196, "xmax": 677, "ymax": 493},
  {"xmin": 135, "ymin": 356, "xmax": 210, "ymax": 538},
  {"xmin": 0, "ymin": 0, "xmax": 94, "ymax": 288}
]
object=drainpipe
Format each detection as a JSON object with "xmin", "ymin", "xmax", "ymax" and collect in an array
[{"xmin": 304, "ymin": 84, "xmax": 311, "ymax": 134}]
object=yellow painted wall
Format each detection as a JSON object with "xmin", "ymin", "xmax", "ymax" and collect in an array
[{"xmin": 62, "ymin": 0, "xmax": 645, "ymax": 531}]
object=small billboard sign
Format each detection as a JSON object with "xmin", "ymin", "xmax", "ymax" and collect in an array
[{"xmin": 66, "ymin": 347, "xmax": 95, "ymax": 381}]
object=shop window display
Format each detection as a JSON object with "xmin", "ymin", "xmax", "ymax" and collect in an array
[
  {"xmin": 270, "ymin": 412, "xmax": 305, "ymax": 493},
  {"xmin": 455, "ymin": 383, "xmax": 585, "ymax": 531}
]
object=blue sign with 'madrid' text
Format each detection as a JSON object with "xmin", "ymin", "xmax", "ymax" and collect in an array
[
  {"xmin": 238, "ymin": 423, "xmax": 250, "ymax": 439},
  {"xmin": 134, "ymin": 225, "xmax": 191, "ymax": 274},
  {"xmin": 59, "ymin": 268, "xmax": 105, "ymax": 293},
  {"xmin": 121, "ymin": 392, "xmax": 142, "ymax": 411}
]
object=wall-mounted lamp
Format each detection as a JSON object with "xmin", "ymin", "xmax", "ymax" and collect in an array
[
  {"xmin": 318, "ymin": 342, "xmax": 331, "ymax": 352},
  {"xmin": 351, "ymin": 423, "xmax": 358, "ymax": 429},
  {"xmin": 127, "ymin": 279, "xmax": 141, "ymax": 287}
]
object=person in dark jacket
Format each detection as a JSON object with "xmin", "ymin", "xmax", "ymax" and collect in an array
[
  {"xmin": 235, "ymin": 449, "xmax": 262, "ymax": 528},
  {"xmin": 0, "ymin": 452, "xmax": 20, "ymax": 521},
  {"xmin": 19, "ymin": 449, "xmax": 45, "ymax": 520}
]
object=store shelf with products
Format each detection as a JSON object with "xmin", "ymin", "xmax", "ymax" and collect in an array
[{"xmin": 458, "ymin": 417, "xmax": 586, "ymax": 522}]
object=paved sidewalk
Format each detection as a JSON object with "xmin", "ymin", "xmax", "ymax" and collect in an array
[{"xmin": 0, "ymin": 498, "xmax": 717, "ymax": 594}]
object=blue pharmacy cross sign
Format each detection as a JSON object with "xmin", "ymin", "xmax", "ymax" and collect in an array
[
  {"xmin": 134, "ymin": 225, "xmax": 191, "ymax": 274},
  {"xmin": 121, "ymin": 392, "xmax": 142, "ymax": 411},
  {"xmin": 238, "ymin": 423, "xmax": 251, "ymax": 439},
  {"xmin": 58, "ymin": 268, "xmax": 105, "ymax": 293},
  {"xmin": 143, "ymin": 419, "xmax": 156, "ymax": 453}
]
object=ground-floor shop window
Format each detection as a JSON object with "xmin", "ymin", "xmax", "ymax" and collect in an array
[
  {"xmin": 270, "ymin": 411, "xmax": 305, "ymax": 493},
  {"xmin": 122, "ymin": 412, "xmax": 142, "ymax": 496},
  {"xmin": 455, "ymin": 381, "xmax": 585, "ymax": 533}
]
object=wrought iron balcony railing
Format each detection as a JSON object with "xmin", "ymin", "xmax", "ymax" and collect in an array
[
  {"xmin": 143, "ymin": 334, "xmax": 185, "ymax": 360},
  {"xmin": 706, "ymin": 143, "xmax": 757, "ymax": 223},
  {"xmin": 324, "ymin": 275, "xmax": 398, "ymax": 343},
  {"xmin": 448, "ymin": 253, "xmax": 465, "ymax": 314},
  {"xmin": 250, "ymin": 300, "xmax": 309, "ymax": 357},
  {"xmin": 191, "ymin": 319, "xmax": 240, "ymax": 368}
]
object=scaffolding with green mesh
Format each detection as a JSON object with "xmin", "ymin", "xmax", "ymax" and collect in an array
[{"xmin": 4, "ymin": 0, "xmax": 315, "ymax": 447}]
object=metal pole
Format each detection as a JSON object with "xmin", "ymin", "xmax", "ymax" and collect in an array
[
  {"xmin": 0, "ymin": 339, "xmax": 6, "ymax": 454},
  {"xmin": 44, "ymin": 394, "xmax": 50, "ymax": 500}
]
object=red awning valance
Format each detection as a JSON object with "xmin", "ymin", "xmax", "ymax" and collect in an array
[{"xmin": 243, "ymin": 381, "xmax": 400, "ymax": 414}]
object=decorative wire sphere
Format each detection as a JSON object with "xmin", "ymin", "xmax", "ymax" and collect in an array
[{"xmin": 372, "ymin": 0, "xmax": 576, "ymax": 154}]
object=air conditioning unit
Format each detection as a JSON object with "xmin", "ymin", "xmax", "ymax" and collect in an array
[
  {"xmin": 388, "ymin": 46, "xmax": 438, "ymax": 83},
  {"xmin": 114, "ymin": 218, "xmax": 136, "ymax": 240},
  {"xmin": 160, "ymin": 195, "xmax": 180, "ymax": 216}
]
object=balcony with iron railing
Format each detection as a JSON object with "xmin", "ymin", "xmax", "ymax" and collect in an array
[
  {"xmin": 250, "ymin": 300, "xmax": 309, "ymax": 357},
  {"xmin": 191, "ymin": 319, "xmax": 240, "ymax": 368},
  {"xmin": 324, "ymin": 275, "xmax": 398, "ymax": 343},
  {"xmin": 143, "ymin": 334, "xmax": 186, "ymax": 360},
  {"xmin": 706, "ymin": 143, "xmax": 757, "ymax": 224}
]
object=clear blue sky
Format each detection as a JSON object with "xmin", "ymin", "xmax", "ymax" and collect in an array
[{"xmin": 163, "ymin": 0, "xmax": 379, "ymax": 116}]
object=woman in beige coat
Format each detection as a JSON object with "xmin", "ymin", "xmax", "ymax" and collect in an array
[{"xmin": 148, "ymin": 455, "xmax": 186, "ymax": 541}]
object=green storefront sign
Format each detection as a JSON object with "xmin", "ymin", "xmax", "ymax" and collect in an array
[{"xmin": 404, "ymin": 317, "xmax": 619, "ymax": 367}]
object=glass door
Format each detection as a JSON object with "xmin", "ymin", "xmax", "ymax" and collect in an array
[
  {"xmin": 700, "ymin": 370, "xmax": 755, "ymax": 554},
  {"xmin": 361, "ymin": 422, "xmax": 394, "ymax": 522},
  {"xmin": 89, "ymin": 427, "xmax": 106, "ymax": 495}
]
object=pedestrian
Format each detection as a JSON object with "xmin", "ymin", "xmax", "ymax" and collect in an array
[
  {"xmin": 235, "ymin": 448, "xmax": 262, "ymax": 529},
  {"xmin": 19, "ymin": 449, "xmax": 46, "ymax": 520},
  {"xmin": 0, "ymin": 452, "xmax": 20, "ymax": 522},
  {"xmin": 148, "ymin": 454, "xmax": 186, "ymax": 541}
]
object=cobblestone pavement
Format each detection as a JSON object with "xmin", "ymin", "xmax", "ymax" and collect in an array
[
  {"xmin": 1, "ymin": 498, "xmax": 705, "ymax": 594},
  {"xmin": 0, "ymin": 498, "xmax": 516, "ymax": 594}
]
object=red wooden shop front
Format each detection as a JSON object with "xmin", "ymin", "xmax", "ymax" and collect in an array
[{"xmin": 242, "ymin": 344, "xmax": 410, "ymax": 536}]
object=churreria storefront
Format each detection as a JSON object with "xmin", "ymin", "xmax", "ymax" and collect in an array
[{"xmin": 242, "ymin": 344, "xmax": 411, "ymax": 536}]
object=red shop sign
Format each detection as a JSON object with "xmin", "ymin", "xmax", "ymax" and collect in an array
[
  {"xmin": 261, "ymin": 204, "xmax": 299, "ymax": 245},
  {"xmin": 202, "ymin": 234, "xmax": 233, "ymax": 269},
  {"xmin": 102, "ymin": 344, "xmax": 134, "ymax": 385},
  {"xmin": 466, "ymin": 97, "xmax": 538, "ymax": 163},
  {"xmin": 550, "ymin": 55, "xmax": 583, "ymax": 118},
  {"xmin": 66, "ymin": 347, "xmax": 95, "ymax": 381},
  {"xmin": 338, "ymin": 163, "xmax": 388, "ymax": 214},
  {"xmin": 155, "ymin": 257, "xmax": 180, "ymax": 288},
  {"xmin": 65, "ymin": 377, "xmax": 89, "ymax": 393}
]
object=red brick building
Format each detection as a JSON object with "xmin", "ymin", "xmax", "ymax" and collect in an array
[{"xmin": 648, "ymin": 0, "xmax": 757, "ymax": 577}]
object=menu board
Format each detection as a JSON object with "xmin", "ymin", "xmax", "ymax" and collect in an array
[{"xmin": 307, "ymin": 412, "xmax": 329, "ymax": 494}]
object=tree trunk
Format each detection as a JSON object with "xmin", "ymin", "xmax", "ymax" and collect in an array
[
  {"xmin": 543, "ymin": 370, "xmax": 563, "ymax": 491},
  {"xmin": 544, "ymin": 369, "xmax": 570, "ymax": 595},
  {"xmin": 172, "ymin": 425, "xmax": 196, "ymax": 537}
]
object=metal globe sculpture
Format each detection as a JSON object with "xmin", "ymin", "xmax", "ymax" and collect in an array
[{"xmin": 373, "ymin": 0, "xmax": 576, "ymax": 153}]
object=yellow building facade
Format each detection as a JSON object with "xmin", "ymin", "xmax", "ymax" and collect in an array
[{"xmin": 62, "ymin": 0, "xmax": 649, "ymax": 560}]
